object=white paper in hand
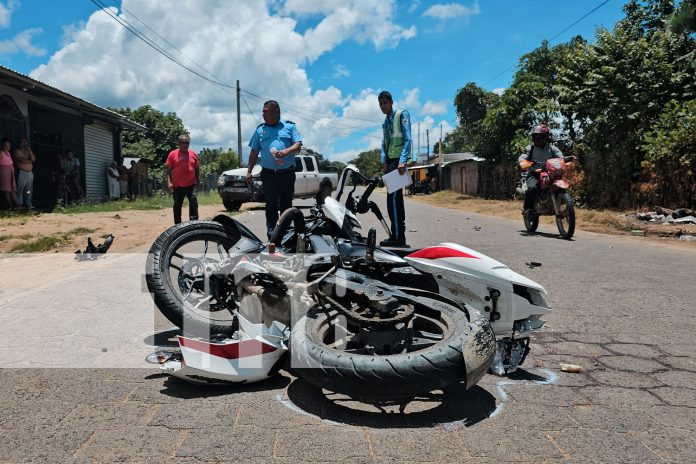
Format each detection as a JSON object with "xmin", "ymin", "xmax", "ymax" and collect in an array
[{"xmin": 382, "ymin": 169, "xmax": 412, "ymax": 194}]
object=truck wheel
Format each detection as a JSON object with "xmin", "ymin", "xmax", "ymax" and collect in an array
[{"xmin": 223, "ymin": 199, "xmax": 242, "ymax": 211}]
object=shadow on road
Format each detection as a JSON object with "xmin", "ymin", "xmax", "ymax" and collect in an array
[
  {"xmin": 156, "ymin": 374, "xmax": 292, "ymax": 399},
  {"xmin": 519, "ymin": 229, "xmax": 574, "ymax": 241},
  {"xmin": 285, "ymin": 378, "xmax": 497, "ymax": 428},
  {"xmin": 142, "ymin": 327, "xmax": 182, "ymax": 348}
]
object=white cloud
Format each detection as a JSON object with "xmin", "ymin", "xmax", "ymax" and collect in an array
[
  {"xmin": 0, "ymin": 0, "xmax": 19, "ymax": 28},
  {"xmin": 283, "ymin": 0, "xmax": 416, "ymax": 59},
  {"xmin": 492, "ymin": 87, "xmax": 506, "ymax": 96},
  {"xmin": 30, "ymin": 1, "xmax": 416, "ymax": 159},
  {"xmin": 332, "ymin": 63, "xmax": 350, "ymax": 78},
  {"xmin": 407, "ymin": 1, "xmax": 421, "ymax": 14},
  {"xmin": 399, "ymin": 88, "xmax": 421, "ymax": 110},
  {"xmin": 0, "ymin": 28, "xmax": 47, "ymax": 57},
  {"xmin": 422, "ymin": 100, "xmax": 448, "ymax": 116},
  {"xmin": 422, "ymin": 2, "xmax": 480, "ymax": 20}
]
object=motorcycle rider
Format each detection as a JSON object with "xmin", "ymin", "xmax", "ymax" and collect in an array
[{"xmin": 518, "ymin": 124, "xmax": 564, "ymax": 217}]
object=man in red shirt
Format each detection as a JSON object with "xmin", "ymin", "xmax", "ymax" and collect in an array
[{"xmin": 165, "ymin": 134, "xmax": 200, "ymax": 224}]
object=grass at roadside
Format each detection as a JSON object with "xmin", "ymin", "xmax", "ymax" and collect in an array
[
  {"xmin": 50, "ymin": 190, "xmax": 223, "ymax": 214},
  {"xmin": 9, "ymin": 227, "xmax": 97, "ymax": 253},
  {"xmin": 410, "ymin": 191, "xmax": 639, "ymax": 236}
]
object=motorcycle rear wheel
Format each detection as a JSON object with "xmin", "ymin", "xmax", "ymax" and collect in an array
[
  {"xmin": 523, "ymin": 209, "xmax": 539, "ymax": 233},
  {"xmin": 146, "ymin": 221, "xmax": 240, "ymax": 335},
  {"xmin": 556, "ymin": 192, "xmax": 575, "ymax": 240},
  {"xmin": 291, "ymin": 294, "xmax": 477, "ymax": 400}
]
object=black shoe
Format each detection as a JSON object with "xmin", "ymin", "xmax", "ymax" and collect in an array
[{"xmin": 380, "ymin": 237, "xmax": 407, "ymax": 248}]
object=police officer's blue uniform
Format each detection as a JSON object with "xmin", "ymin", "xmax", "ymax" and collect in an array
[{"xmin": 249, "ymin": 119, "xmax": 302, "ymax": 236}]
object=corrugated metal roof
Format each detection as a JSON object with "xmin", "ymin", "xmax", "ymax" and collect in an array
[{"xmin": 0, "ymin": 65, "xmax": 145, "ymax": 131}]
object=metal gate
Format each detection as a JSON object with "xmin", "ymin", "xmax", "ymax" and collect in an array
[{"xmin": 84, "ymin": 124, "xmax": 114, "ymax": 200}]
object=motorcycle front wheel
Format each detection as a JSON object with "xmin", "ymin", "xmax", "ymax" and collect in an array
[
  {"xmin": 291, "ymin": 294, "xmax": 482, "ymax": 400},
  {"xmin": 523, "ymin": 209, "xmax": 539, "ymax": 233},
  {"xmin": 556, "ymin": 192, "xmax": 575, "ymax": 240},
  {"xmin": 146, "ymin": 221, "xmax": 240, "ymax": 335}
]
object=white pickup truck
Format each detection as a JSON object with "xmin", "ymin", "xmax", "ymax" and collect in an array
[{"xmin": 217, "ymin": 154, "xmax": 338, "ymax": 211}]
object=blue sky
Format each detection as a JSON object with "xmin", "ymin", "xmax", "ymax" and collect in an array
[{"xmin": 1, "ymin": 1, "xmax": 628, "ymax": 162}]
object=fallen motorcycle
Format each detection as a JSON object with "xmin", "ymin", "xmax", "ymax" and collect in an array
[
  {"xmin": 145, "ymin": 166, "xmax": 551, "ymax": 399},
  {"xmin": 518, "ymin": 156, "xmax": 576, "ymax": 240}
]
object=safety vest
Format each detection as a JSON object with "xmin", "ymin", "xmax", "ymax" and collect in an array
[{"xmin": 384, "ymin": 110, "xmax": 404, "ymax": 159}]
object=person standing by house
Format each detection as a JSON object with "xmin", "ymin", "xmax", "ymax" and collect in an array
[
  {"xmin": 166, "ymin": 134, "xmax": 199, "ymax": 224},
  {"xmin": 128, "ymin": 160, "xmax": 140, "ymax": 199},
  {"xmin": 13, "ymin": 138, "xmax": 36, "ymax": 208},
  {"xmin": 0, "ymin": 138, "xmax": 19, "ymax": 209},
  {"xmin": 61, "ymin": 150, "xmax": 84, "ymax": 201},
  {"xmin": 378, "ymin": 90, "xmax": 412, "ymax": 247},
  {"xmin": 117, "ymin": 160, "xmax": 128, "ymax": 199},
  {"xmin": 106, "ymin": 161, "xmax": 120, "ymax": 199},
  {"xmin": 245, "ymin": 100, "xmax": 302, "ymax": 238}
]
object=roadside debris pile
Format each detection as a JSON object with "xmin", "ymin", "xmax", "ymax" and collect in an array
[{"xmin": 634, "ymin": 207, "xmax": 696, "ymax": 225}]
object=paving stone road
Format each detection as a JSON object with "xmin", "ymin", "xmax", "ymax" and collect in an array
[{"xmin": 1, "ymin": 192, "xmax": 694, "ymax": 463}]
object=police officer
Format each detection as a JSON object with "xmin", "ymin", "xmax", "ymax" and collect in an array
[
  {"xmin": 518, "ymin": 124, "xmax": 564, "ymax": 217},
  {"xmin": 246, "ymin": 100, "xmax": 302, "ymax": 238},
  {"xmin": 378, "ymin": 90, "xmax": 412, "ymax": 247}
]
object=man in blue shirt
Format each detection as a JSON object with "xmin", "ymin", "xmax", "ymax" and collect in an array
[
  {"xmin": 379, "ymin": 90, "xmax": 412, "ymax": 247},
  {"xmin": 246, "ymin": 100, "xmax": 303, "ymax": 238}
]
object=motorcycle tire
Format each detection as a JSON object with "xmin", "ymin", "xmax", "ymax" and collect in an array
[
  {"xmin": 523, "ymin": 210, "xmax": 539, "ymax": 233},
  {"xmin": 291, "ymin": 294, "xmax": 475, "ymax": 400},
  {"xmin": 146, "ymin": 221, "xmax": 240, "ymax": 336},
  {"xmin": 556, "ymin": 192, "xmax": 575, "ymax": 240}
]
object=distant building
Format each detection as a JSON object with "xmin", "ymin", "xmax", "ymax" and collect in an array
[
  {"xmin": 432, "ymin": 152, "xmax": 485, "ymax": 194},
  {"xmin": 0, "ymin": 65, "xmax": 143, "ymax": 209}
]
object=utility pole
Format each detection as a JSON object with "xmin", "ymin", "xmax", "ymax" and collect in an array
[
  {"xmin": 437, "ymin": 124, "xmax": 442, "ymax": 192},
  {"xmin": 426, "ymin": 129, "xmax": 430, "ymax": 157},
  {"xmin": 236, "ymin": 80, "xmax": 242, "ymax": 167},
  {"xmin": 417, "ymin": 122, "xmax": 421, "ymax": 164}
]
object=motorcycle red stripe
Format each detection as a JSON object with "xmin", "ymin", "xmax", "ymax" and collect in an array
[
  {"xmin": 407, "ymin": 246, "xmax": 480, "ymax": 260},
  {"xmin": 178, "ymin": 336, "xmax": 278, "ymax": 359}
]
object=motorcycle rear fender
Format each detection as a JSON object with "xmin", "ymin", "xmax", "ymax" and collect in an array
[{"xmin": 405, "ymin": 243, "xmax": 550, "ymax": 339}]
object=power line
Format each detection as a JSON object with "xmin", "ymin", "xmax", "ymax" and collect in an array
[
  {"xmin": 104, "ymin": 0, "xmax": 231, "ymax": 88},
  {"xmin": 88, "ymin": 0, "xmax": 235, "ymax": 92},
  {"xmin": 483, "ymin": 0, "xmax": 612, "ymax": 86},
  {"xmin": 241, "ymin": 88, "xmax": 383, "ymax": 124},
  {"xmin": 89, "ymin": 0, "xmax": 384, "ymax": 144},
  {"xmin": 242, "ymin": 90, "xmax": 382, "ymax": 138}
]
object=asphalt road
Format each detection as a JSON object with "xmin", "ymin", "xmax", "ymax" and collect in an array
[{"xmin": 1, "ymin": 191, "xmax": 694, "ymax": 463}]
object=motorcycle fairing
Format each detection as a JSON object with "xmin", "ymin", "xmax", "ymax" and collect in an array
[
  {"xmin": 322, "ymin": 197, "xmax": 360, "ymax": 231},
  {"xmin": 405, "ymin": 243, "xmax": 549, "ymax": 339},
  {"xmin": 162, "ymin": 314, "xmax": 288, "ymax": 385}
]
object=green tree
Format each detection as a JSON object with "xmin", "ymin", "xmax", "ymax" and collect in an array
[
  {"xmin": 198, "ymin": 147, "xmax": 240, "ymax": 177},
  {"xmin": 112, "ymin": 105, "xmax": 187, "ymax": 163},
  {"xmin": 556, "ymin": 6, "xmax": 695, "ymax": 207},
  {"xmin": 349, "ymin": 149, "xmax": 382, "ymax": 178},
  {"xmin": 112, "ymin": 105, "xmax": 187, "ymax": 184}
]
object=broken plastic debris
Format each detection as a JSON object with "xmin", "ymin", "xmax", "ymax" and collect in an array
[
  {"xmin": 409, "ymin": 229, "xmax": 418, "ymax": 233},
  {"xmin": 525, "ymin": 262, "xmax": 542, "ymax": 269},
  {"xmin": 630, "ymin": 229, "xmax": 645, "ymax": 236},
  {"xmin": 560, "ymin": 363, "xmax": 582, "ymax": 373}
]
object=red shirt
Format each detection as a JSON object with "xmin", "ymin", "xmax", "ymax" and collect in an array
[{"xmin": 166, "ymin": 148, "xmax": 199, "ymax": 187}]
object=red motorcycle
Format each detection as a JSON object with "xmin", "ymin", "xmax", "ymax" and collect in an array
[{"xmin": 519, "ymin": 156, "xmax": 576, "ymax": 240}]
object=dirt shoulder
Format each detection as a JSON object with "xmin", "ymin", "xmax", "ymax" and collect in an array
[
  {"xmin": 0, "ymin": 204, "xmax": 261, "ymax": 254},
  {"xmin": 407, "ymin": 191, "xmax": 696, "ymax": 247}
]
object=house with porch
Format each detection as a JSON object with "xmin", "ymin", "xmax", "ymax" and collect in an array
[{"xmin": 0, "ymin": 65, "xmax": 143, "ymax": 210}]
